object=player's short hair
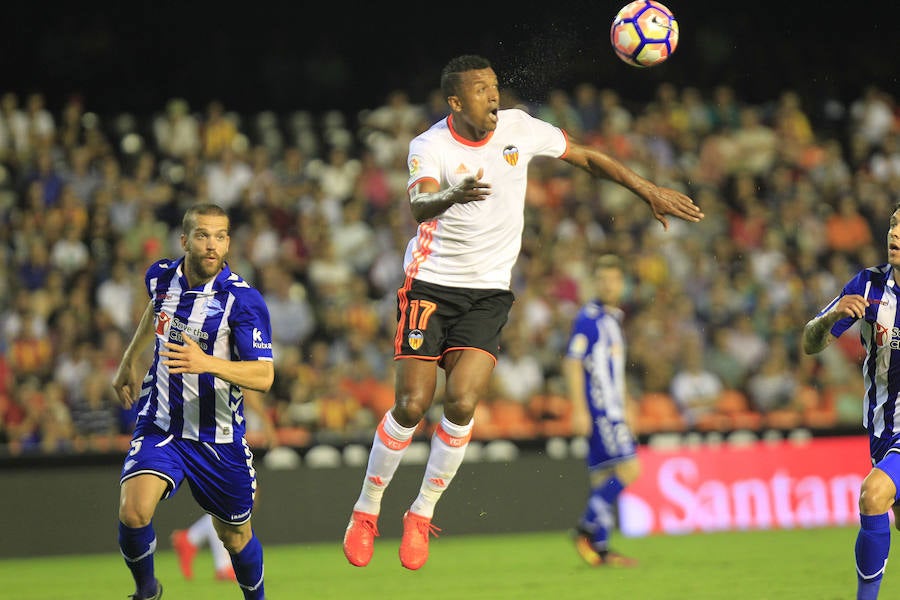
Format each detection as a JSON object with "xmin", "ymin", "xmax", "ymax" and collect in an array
[
  {"xmin": 183, "ymin": 203, "xmax": 229, "ymax": 235},
  {"xmin": 441, "ymin": 55, "xmax": 493, "ymax": 98}
]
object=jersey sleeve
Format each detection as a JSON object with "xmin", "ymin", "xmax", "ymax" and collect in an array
[
  {"xmin": 230, "ymin": 288, "xmax": 274, "ymax": 362},
  {"xmin": 566, "ymin": 310, "xmax": 597, "ymax": 360},
  {"xmin": 144, "ymin": 259, "xmax": 170, "ymax": 299},
  {"xmin": 406, "ymin": 133, "xmax": 441, "ymax": 192},
  {"xmin": 823, "ymin": 269, "xmax": 868, "ymax": 337},
  {"xmin": 521, "ymin": 109, "xmax": 568, "ymax": 159}
]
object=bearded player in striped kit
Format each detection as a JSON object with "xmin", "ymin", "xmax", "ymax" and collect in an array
[
  {"xmin": 342, "ymin": 54, "xmax": 704, "ymax": 570},
  {"xmin": 804, "ymin": 204, "xmax": 900, "ymax": 600},
  {"xmin": 113, "ymin": 203, "xmax": 274, "ymax": 600}
]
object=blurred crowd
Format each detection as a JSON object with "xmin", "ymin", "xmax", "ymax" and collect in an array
[{"xmin": 0, "ymin": 79, "xmax": 898, "ymax": 456}]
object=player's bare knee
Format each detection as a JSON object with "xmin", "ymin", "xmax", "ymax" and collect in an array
[
  {"xmin": 859, "ymin": 482, "xmax": 895, "ymax": 515},
  {"xmin": 392, "ymin": 401, "xmax": 427, "ymax": 427},
  {"xmin": 220, "ymin": 531, "xmax": 250, "ymax": 554},
  {"xmin": 442, "ymin": 393, "xmax": 478, "ymax": 424},
  {"xmin": 118, "ymin": 504, "xmax": 153, "ymax": 528},
  {"xmin": 618, "ymin": 459, "xmax": 641, "ymax": 485},
  {"xmin": 218, "ymin": 524, "xmax": 253, "ymax": 554}
]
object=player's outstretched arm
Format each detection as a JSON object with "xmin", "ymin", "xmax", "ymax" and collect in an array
[
  {"xmin": 409, "ymin": 168, "xmax": 489, "ymax": 222},
  {"xmin": 563, "ymin": 143, "xmax": 703, "ymax": 230}
]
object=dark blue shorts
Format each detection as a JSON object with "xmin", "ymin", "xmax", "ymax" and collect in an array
[
  {"xmin": 120, "ymin": 424, "xmax": 257, "ymax": 524},
  {"xmin": 587, "ymin": 418, "xmax": 637, "ymax": 471}
]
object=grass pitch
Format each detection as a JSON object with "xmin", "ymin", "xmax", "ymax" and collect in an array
[{"xmin": 0, "ymin": 526, "xmax": 880, "ymax": 599}]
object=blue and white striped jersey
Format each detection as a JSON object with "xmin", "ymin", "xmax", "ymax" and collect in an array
[
  {"xmin": 566, "ymin": 300, "xmax": 628, "ymax": 425},
  {"xmin": 137, "ymin": 257, "xmax": 274, "ymax": 443},
  {"xmin": 818, "ymin": 263, "xmax": 900, "ymax": 438}
]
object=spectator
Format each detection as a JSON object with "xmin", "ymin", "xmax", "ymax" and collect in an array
[
  {"xmin": 670, "ymin": 336, "xmax": 724, "ymax": 428},
  {"xmin": 825, "ymin": 193, "xmax": 873, "ymax": 256},
  {"xmin": 8, "ymin": 315, "xmax": 53, "ymax": 381},
  {"xmin": 153, "ymin": 97, "xmax": 200, "ymax": 159},
  {"xmin": 731, "ymin": 106, "xmax": 778, "ymax": 176},
  {"xmin": 330, "ymin": 199, "xmax": 377, "ymax": 275},
  {"xmin": 24, "ymin": 92, "xmax": 56, "ymax": 151},
  {"xmin": 493, "ymin": 329, "xmax": 546, "ymax": 405},
  {"xmin": 258, "ymin": 263, "xmax": 316, "ymax": 351},
  {"xmin": 201, "ymin": 99, "xmax": 238, "ymax": 160},
  {"xmin": 746, "ymin": 340, "xmax": 801, "ymax": 428},
  {"xmin": 206, "ymin": 145, "xmax": 253, "ymax": 211},
  {"xmin": 96, "ymin": 260, "xmax": 137, "ymax": 333},
  {"xmin": 70, "ymin": 370, "xmax": 119, "ymax": 451},
  {"xmin": 49, "ymin": 223, "xmax": 90, "ymax": 277},
  {"xmin": 0, "ymin": 91, "xmax": 28, "ymax": 163}
]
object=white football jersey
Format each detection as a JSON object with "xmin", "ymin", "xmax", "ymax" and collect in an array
[{"xmin": 404, "ymin": 108, "xmax": 568, "ymax": 289}]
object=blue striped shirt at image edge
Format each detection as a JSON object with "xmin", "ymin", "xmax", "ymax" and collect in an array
[{"xmin": 823, "ymin": 264, "xmax": 899, "ymax": 437}]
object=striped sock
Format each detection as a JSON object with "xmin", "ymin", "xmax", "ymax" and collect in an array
[
  {"xmin": 856, "ymin": 512, "xmax": 890, "ymax": 600},
  {"xmin": 409, "ymin": 416, "xmax": 473, "ymax": 519},
  {"xmin": 580, "ymin": 476, "xmax": 624, "ymax": 551},
  {"xmin": 231, "ymin": 532, "xmax": 264, "ymax": 600},
  {"xmin": 354, "ymin": 412, "xmax": 416, "ymax": 515},
  {"xmin": 118, "ymin": 521, "xmax": 158, "ymax": 598}
]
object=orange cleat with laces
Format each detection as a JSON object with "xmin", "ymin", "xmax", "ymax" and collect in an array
[
  {"xmin": 399, "ymin": 511, "xmax": 441, "ymax": 570},
  {"xmin": 343, "ymin": 511, "xmax": 380, "ymax": 567}
]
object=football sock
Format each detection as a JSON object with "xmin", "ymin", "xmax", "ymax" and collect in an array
[
  {"xmin": 580, "ymin": 476, "xmax": 625, "ymax": 551},
  {"xmin": 118, "ymin": 521, "xmax": 158, "ymax": 598},
  {"xmin": 353, "ymin": 412, "xmax": 416, "ymax": 515},
  {"xmin": 231, "ymin": 532, "xmax": 265, "ymax": 600},
  {"xmin": 409, "ymin": 416, "xmax": 473, "ymax": 519},
  {"xmin": 856, "ymin": 512, "xmax": 890, "ymax": 600},
  {"xmin": 210, "ymin": 526, "xmax": 233, "ymax": 572}
]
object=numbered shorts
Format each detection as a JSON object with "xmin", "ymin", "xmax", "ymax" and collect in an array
[
  {"xmin": 394, "ymin": 277, "xmax": 514, "ymax": 363},
  {"xmin": 120, "ymin": 423, "xmax": 257, "ymax": 524}
]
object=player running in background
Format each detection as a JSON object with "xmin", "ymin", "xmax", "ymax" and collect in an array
[
  {"xmin": 802, "ymin": 203, "xmax": 900, "ymax": 600},
  {"xmin": 171, "ymin": 513, "xmax": 236, "ymax": 582},
  {"xmin": 113, "ymin": 203, "xmax": 274, "ymax": 600},
  {"xmin": 563, "ymin": 254, "xmax": 639, "ymax": 567},
  {"xmin": 342, "ymin": 54, "xmax": 704, "ymax": 570},
  {"xmin": 171, "ymin": 389, "xmax": 277, "ymax": 583}
]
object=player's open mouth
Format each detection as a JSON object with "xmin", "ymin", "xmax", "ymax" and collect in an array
[{"xmin": 488, "ymin": 109, "xmax": 498, "ymax": 122}]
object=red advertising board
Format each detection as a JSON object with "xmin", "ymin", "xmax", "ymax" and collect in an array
[{"xmin": 620, "ymin": 436, "xmax": 870, "ymax": 536}]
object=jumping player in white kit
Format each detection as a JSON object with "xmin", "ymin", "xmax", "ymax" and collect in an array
[{"xmin": 342, "ymin": 54, "xmax": 705, "ymax": 570}]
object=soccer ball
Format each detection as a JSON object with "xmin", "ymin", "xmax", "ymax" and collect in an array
[{"xmin": 610, "ymin": 0, "xmax": 679, "ymax": 67}]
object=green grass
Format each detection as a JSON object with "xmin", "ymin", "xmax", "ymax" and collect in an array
[{"xmin": 0, "ymin": 526, "xmax": 886, "ymax": 599}]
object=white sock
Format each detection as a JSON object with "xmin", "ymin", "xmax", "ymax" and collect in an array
[
  {"xmin": 210, "ymin": 532, "xmax": 232, "ymax": 571},
  {"xmin": 409, "ymin": 416, "xmax": 473, "ymax": 519},
  {"xmin": 187, "ymin": 513, "xmax": 215, "ymax": 548},
  {"xmin": 353, "ymin": 412, "xmax": 417, "ymax": 516}
]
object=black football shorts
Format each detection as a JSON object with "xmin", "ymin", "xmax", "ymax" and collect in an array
[{"xmin": 393, "ymin": 277, "xmax": 514, "ymax": 363}]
